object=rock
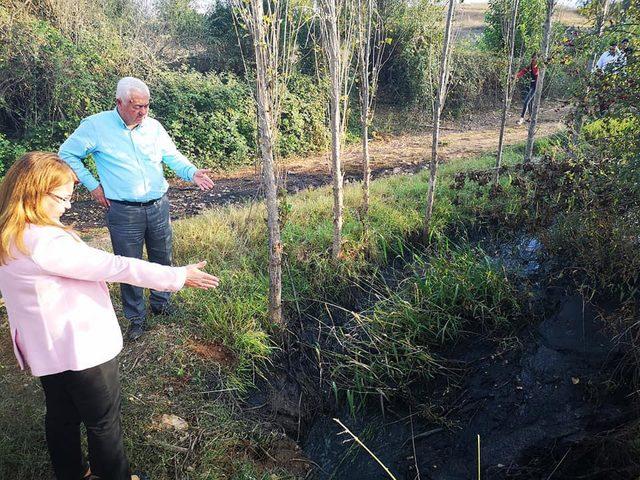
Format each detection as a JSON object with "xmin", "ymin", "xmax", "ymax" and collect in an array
[{"xmin": 157, "ymin": 414, "xmax": 188, "ymax": 431}]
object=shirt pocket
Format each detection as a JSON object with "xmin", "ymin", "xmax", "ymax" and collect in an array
[{"xmin": 136, "ymin": 136, "xmax": 162, "ymax": 164}]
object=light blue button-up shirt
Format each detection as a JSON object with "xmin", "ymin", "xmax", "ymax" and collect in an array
[{"xmin": 59, "ymin": 108, "xmax": 197, "ymax": 202}]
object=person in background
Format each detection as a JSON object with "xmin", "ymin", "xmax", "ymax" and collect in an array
[
  {"xmin": 0, "ymin": 152, "xmax": 220, "ymax": 480},
  {"xmin": 515, "ymin": 52, "xmax": 539, "ymax": 126},
  {"xmin": 594, "ymin": 41, "xmax": 619, "ymax": 72},
  {"xmin": 617, "ymin": 38, "xmax": 632, "ymax": 67},
  {"xmin": 59, "ymin": 77, "xmax": 215, "ymax": 341}
]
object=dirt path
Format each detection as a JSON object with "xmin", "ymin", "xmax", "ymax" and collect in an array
[{"xmin": 63, "ymin": 104, "xmax": 569, "ymax": 233}]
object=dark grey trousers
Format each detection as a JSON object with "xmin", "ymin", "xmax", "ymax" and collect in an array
[{"xmin": 106, "ymin": 195, "xmax": 172, "ymax": 324}]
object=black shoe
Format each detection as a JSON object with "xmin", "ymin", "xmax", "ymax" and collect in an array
[
  {"xmin": 150, "ymin": 303, "xmax": 177, "ymax": 316},
  {"xmin": 132, "ymin": 472, "xmax": 149, "ymax": 480},
  {"xmin": 127, "ymin": 323, "xmax": 145, "ymax": 341}
]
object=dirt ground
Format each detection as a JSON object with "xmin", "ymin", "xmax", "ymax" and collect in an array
[{"xmin": 62, "ymin": 103, "xmax": 569, "ymax": 235}]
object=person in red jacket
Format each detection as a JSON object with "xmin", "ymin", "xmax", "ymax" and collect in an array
[{"xmin": 515, "ymin": 52, "xmax": 539, "ymax": 125}]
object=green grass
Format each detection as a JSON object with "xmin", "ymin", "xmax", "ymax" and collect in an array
[
  {"xmin": 328, "ymin": 243, "xmax": 523, "ymax": 400},
  {"xmin": 0, "ymin": 138, "xmax": 547, "ymax": 478}
]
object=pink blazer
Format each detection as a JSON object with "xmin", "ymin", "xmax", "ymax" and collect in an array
[{"xmin": 0, "ymin": 224, "xmax": 186, "ymax": 377}]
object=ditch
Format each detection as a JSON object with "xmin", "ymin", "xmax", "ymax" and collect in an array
[{"xmin": 247, "ymin": 235, "xmax": 639, "ymax": 479}]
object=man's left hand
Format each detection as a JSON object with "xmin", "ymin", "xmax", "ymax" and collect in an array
[{"xmin": 193, "ymin": 169, "xmax": 215, "ymax": 191}]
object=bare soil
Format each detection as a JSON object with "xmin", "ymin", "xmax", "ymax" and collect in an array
[{"xmin": 63, "ymin": 104, "xmax": 569, "ymax": 235}]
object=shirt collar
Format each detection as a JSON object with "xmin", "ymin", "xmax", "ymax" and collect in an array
[{"xmin": 113, "ymin": 106, "xmax": 146, "ymax": 130}]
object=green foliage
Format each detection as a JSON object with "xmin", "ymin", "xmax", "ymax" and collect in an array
[
  {"xmin": 277, "ymin": 74, "xmax": 329, "ymax": 157},
  {"xmin": 379, "ymin": 0, "xmax": 506, "ymax": 113},
  {"xmin": 150, "ymin": 70, "xmax": 255, "ymax": 170},
  {"xmin": 482, "ymin": 0, "xmax": 546, "ymax": 56},
  {"xmin": 447, "ymin": 45, "xmax": 504, "ymax": 112},
  {"xmin": 378, "ymin": 0, "xmax": 443, "ymax": 107},
  {"xmin": 0, "ymin": 134, "xmax": 26, "ymax": 176},
  {"xmin": 0, "ymin": 5, "xmax": 330, "ymax": 176},
  {"xmin": 582, "ymin": 116, "xmax": 640, "ymax": 163},
  {"xmin": 0, "ymin": 5, "xmax": 136, "ymax": 147},
  {"xmin": 330, "ymin": 244, "xmax": 522, "ymax": 398}
]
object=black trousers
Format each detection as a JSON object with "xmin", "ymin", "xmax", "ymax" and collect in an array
[
  {"xmin": 40, "ymin": 358, "xmax": 130, "ymax": 480},
  {"xmin": 521, "ymin": 82, "xmax": 537, "ymax": 118}
]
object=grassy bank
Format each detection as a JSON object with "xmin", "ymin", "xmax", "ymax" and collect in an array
[{"xmin": 0, "ymin": 138, "xmax": 556, "ymax": 479}]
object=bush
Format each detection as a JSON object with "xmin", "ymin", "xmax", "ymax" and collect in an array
[
  {"xmin": 0, "ymin": 5, "xmax": 331, "ymax": 175},
  {"xmin": 149, "ymin": 69, "xmax": 329, "ymax": 170},
  {"xmin": 149, "ymin": 69, "xmax": 255, "ymax": 170},
  {"xmin": 482, "ymin": 0, "xmax": 546, "ymax": 55},
  {"xmin": 0, "ymin": 6, "xmax": 137, "ymax": 148},
  {"xmin": 379, "ymin": 0, "xmax": 504, "ymax": 114},
  {"xmin": 0, "ymin": 134, "xmax": 26, "ymax": 176},
  {"xmin": 582, "ymin": 116, "xmax": 640, "ymax": 163},
  {"xmin": 378, "ymin": 0, "xmax": 443, "ymax": 107},
  {"xmin": 277, "ymin": 74, "xmax": 328, "ymax": 156},
  {"xmin": 447, "ymin": 46, "xmax": 503, "ymax": 113}
]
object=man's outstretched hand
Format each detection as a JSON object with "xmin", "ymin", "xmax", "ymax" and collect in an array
[
  {"xmin": 193, "ymin": 169, "xmax": 215, "ymax": 191},
  {"xmin": 90, "ymin": 185, "xmax": 110, "ymax": 208}
]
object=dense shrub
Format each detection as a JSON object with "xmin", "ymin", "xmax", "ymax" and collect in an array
[
  {"xmin": 378, "ymin": 0, "xmax": 443, "ymax": 107},
  {"xmin": 0, "ymin": 6, "xmax": 137, "ymax": 147},
  {"xmin": 582, "ymin": 116, "xmax": 640, "ymax": 163},
  {"xmin": 379, "ymin": 0, "xmax": 505, "ymax": 113},
  {"xmin": 149, "ymin": 70, "xmax": 255, "ymax": 170},
  {"xmin": 447, "ymin": 46, "xmax": 503, "ymax": 113},
  {"xmin": 149, "ymin": 69, "xmax": 329, "ymax": 170},
  {"xmin": 277, "ymin": 74, "xmax": 328, "ymax": 156},
  {"xmin": 0, "ymin": 6, "xmax": 330, "ymax": 176},
  {"xmin": 482, "ymin": 0, "xmax": 546, "ymax": 55},
  {"xmin": 0, "ymin": 134, "xmax": 26, "ymax": 176}
]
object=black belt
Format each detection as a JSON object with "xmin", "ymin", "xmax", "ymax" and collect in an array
[{"xmin": 109, "ymin": 196, "xmax": 163, "ymax": 207}]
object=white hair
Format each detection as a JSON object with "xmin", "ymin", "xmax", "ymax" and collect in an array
[{"xmin": 116, "ymin": 77, "xmax": 150, "ymax": 101}]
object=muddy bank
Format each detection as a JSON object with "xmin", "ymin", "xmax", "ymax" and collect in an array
[
  {"xmin": 61, "ymin": 162, "xmax": 424, "ymax": 230},
  {"xmin": 245, "ymin": 238, "xmax": 638, "ymax": 479},
  {"xmin": 302, "ymin": 292, "xmax": 633, "ymax": 479}
]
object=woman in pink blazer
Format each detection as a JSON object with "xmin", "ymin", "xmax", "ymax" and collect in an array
[{"xmin": 0, "ymin": 152, "xmax": 219, "ymax": 480}]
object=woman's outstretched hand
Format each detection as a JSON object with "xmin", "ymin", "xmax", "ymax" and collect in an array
[{"xmin": 184, "ymin": 261, "xmax": 220, "ymax": 290}]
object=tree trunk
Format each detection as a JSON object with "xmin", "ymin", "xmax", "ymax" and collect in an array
[
  {"xmin": 494, "ymin": 0, "xmax": 520, "ymax": 184},
  {"xmin": 250, "ymin": 0, "xmax": 282, "ymax": 324},
  {"xmin": 524, "ymin": 0, "xmax": 556, "ymax": 163},
  {"xmin": 359, "ymin": 0, "xmax": 371, "ymax": 217},
  {"xmin": 323, "ymin": 0, "xmax": 344, "ymax": 261},
  {"xmin": 424, "ymin": 0, "xmax": 456, "ymax": 236}
]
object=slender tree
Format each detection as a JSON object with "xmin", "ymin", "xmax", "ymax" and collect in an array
[
  {"xmin": 494, "ymin": 0, "xmax": 520, "ymax": 184},
  {"xmin": 231, "ymin": 0, "xmax": 303, "ymax": 324},
  {"xmin": 424, "ymin": 0, "xmax": 457, "ymax": 236},
  {"xmin": 524, "ymin": 0, "xmax": 556, "ymax": 163},
  {"xmin": 357, "ymin": 0, "xmax": 386, "ymax": 217},
  {"xmin": 573, "ymin": 0, "xmax": 612, "ymax": 140},
  {"xmin": 318, "ymin": 0, "xmax": 357, "ymax": 260}
]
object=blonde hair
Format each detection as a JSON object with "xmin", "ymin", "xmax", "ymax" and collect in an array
[{"xmin": 0, "ymin": 152, "xmax": 77, "ymax": 265}]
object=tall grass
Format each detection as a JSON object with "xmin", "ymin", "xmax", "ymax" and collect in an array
[
  {"xmin": 170, "ymin": 144, "xmax": 533, "ymax": 390},
  {"xmin": 328, "ymin": 243, "xmax": 523, "ymax": 399}
]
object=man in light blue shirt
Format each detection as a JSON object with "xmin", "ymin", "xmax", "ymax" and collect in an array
[{"xmin": 59, "ymin": 77, "xmax": 215, "ymax": 340}]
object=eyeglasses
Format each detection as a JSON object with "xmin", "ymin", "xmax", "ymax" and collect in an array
[{"xmin": 48, "ymin": 193, "xmax": 73, "ymax": 205}]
